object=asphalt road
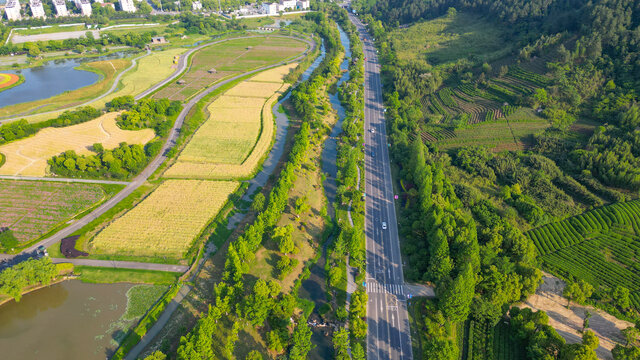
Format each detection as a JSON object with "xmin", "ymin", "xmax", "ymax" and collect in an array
[
  {"xmin": 348, "ymin": 13, "xmax": 434, "ymax": 360},
  {"xmin": 4, "ymin": 34, "xmax": 314, "ymax": 258}
]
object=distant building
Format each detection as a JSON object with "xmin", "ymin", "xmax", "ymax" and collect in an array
[
  {"xmin": 75, "ymin": 0, "xmax": 92, "ymax": 15},
  {"xmin": 119, "ymin": 0, "xmax": 135, "ymax": 12},
  {"xmin": 279, "ymin": 0, "xmax": 295, "ymax": 10},
  {"xmin": 29, "ymin": 0, "xmax": 45, "ymax": 18},
  {"xmin": 296, "ymin": 0, "xmax": 309, "ymax": 9},
  {"xmin": 261, "ymin": 2, "xmax": 276, "ymax": 15},
  {"xmin": 52, "ymin": 0, "xmax": 68, "ymax": 16},
  {"xmin": 191, "ymin": 0, "xmax": 201, "ymax": 10},
  {"xmin": 4, "ymin": 0, "xmax": 21, "ymax": 21},
  {"xmin": 151, "ymin": 36, "xmax": 166, "ymax": 44},
  {"xmin": 94, "ymin": 0, "xmax": 103, "ymax": 3}
]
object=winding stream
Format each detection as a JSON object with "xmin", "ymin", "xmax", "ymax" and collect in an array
[{"xmin": 298, "ymin": 24, "xmax": 352, "ymax": 360}]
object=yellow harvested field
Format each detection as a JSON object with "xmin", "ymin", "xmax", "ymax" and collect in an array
[
  {"xmin": 249, "ymin": 63, "xmax": 296, "ymax": 82},
  {"xmin": 90, "ymin": 180, "xmax": 238, "ymax": 258},
  {"xmin": 224, "ymin": 81, "xmax": 285, "ymax": 98},
  {"xmin": 0, "ymin": 112, "xmax": 155, "ymax": 176},
  {"xmin": 164, "ymin": 64, "xmax": 295, "ymax": 179}
]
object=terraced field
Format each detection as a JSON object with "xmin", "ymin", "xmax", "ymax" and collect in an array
[
  {"xmin": 90, "ymin": 180, "xmax": 238, "ymax": 259},
  {"xmin": 527, "ymin": 200, "xmax": 640, "ymax": 311},
  {"xmin": 0, "ymin": 112, "xmax": 155, "ymax": 176},
  {"xmin": 164, "ymin": 64, "xmax": 295, "ymax": 179}
]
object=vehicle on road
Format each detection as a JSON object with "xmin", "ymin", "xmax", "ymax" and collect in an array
[
  {"xmin": 37, "ymin": 245, "xmax": 48, "ymax": 257},
  {"xmin": 382, "ymin": 221, "xmax": 387, "ymax": 230},
  {"xmin": 371, "ymin": 128, "xmax": 375, "ymax": 133},
  {"xmin": 372, "ymin": 150, "xmax": 375, "ymax": 157}
]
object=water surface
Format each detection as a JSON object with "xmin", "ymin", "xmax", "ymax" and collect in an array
[{"xmin": 0, "ymin": 280, "xmax": 133, "ymax": 360}]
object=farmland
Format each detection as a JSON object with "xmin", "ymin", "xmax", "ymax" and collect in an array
[
  {"xmin": 164, "ymin": 64, "xmax": 295, "ymax": 179},
  {"xmin": 0, "ymin": 112, "xmax": 155, "ymax": 176},
  {"xmin": 89, "ymin": 180, "xmax": 238, "ymax": 259},
  {"xmin": 0, "ymin": 59, "xmax": 131, "ymax": 118},
  {"xmin": 152, "ymin": 36, "xmax": 306, "ymax": 100},
  {"xmin": 423, "ymin": 110, "xmax": 549, "ymax": 151},
  {"xmin": 0, "ymin": 180, "xmax": 108, "ymax": 247},
  {"xmin": 527, "ymin": 200, "xmax": 640, "ymax": 311}
]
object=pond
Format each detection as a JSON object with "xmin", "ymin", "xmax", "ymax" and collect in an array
[
  {"xmin": 0, "ymin": 280, "xmax": 134, "ymax": 360},
  {"xmin": 0, "ymin": 52, "xmax": 133, "ymax": 109}
]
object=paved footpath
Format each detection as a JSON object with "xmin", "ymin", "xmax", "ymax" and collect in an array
[
  {"xmin": 51, "ymin": 258, "xmax": 188, "ymax": 272},
  {"xmin": 0, "ymin": 175, "xmax": 130, "ymax": 185}
]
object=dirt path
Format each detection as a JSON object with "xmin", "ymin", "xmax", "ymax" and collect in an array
[{"xmin": 520, "ymin": 272, "xmax": 633, "ymax": 359}]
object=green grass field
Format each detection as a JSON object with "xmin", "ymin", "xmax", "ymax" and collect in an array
[
  {"xmin": 13, "ymin": 25, "xmax": 86, "ymax": 36},
  {"xmin": 153, "ymin": 36, "xmax": 307, "ymax": 100},
  {"xmin": 389, "ymin": 12, "xmax": 511, "ymax": 69},
  {"xmin": 75, "ymin": 266, "xmax": 180, "ymax": 284}
]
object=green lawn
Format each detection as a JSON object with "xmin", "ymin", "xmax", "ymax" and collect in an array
[
  {"xmin": 74, "ymin": 266, "xmax": 180, "ymax": 284},
  {"xmin": 14, "ymin": 25, "xmax": 86, "ymax": 36},
  {"xmin": 389, "ymin": 12, "xmax": 511, "ymax": 69}
]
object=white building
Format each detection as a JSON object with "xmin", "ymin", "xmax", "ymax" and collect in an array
[
  {"xmin": 279, "ymin": 0, "xmax": 295, "ymax": 10},
  {"xmin": 4, "ymin": 0, "xmax": 22, "ymax": 21},
  {"xmin": 119, "ymin": 0, "xmax": 135, "ymax": 12},
  {"xmin": 261, "ymin": 2, "xmax": 276, "ymax": 15},
  {"xmin": 75, "ymin": 0, "xmax": 92, "ymax": 15},
  {"xmin": 296, "ymin": 0, "xmax": 309, "ymax": 9},
  {"xmin": 191, "ymin": 0, "xmax": 201, "ymax": 10},
  {"xmin": 52, "ymin": 0, "xmax": 69, "ymax": 16},
  {"xmin": 29, "ymin": 0, "xmax": 45, "ymax": 18},
  {"xmin": 94, "ymin": 0, "xmax": 104, "ymax": 3}
]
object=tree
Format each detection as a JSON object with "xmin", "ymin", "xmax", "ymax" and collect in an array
[
  {"xmin": 563, "ymin": 280, "xmax": 594, "ymax": 308},
  {"xmin": 273, "ymin": 225, "xmax": 295, "ymax": 254},
  {"xmin": 289, "ymin": 319, "xmax": 314, "ymax": 360},
  {"xmin": 246, "ymin": 350, "xmax": 263, "ymax": 360},
  {"xmin": 294, "ymin": 196, "xmax": 311, "ymax": 217},
  {"xmin": 583, "ymin": 310, "xmax": 592, "ymax": 332},
  {"xmin": 439, "ymin": 263, "xmax": 475, "ymax": 322},
  {"xmin": 333, "ymin": 328, "xmax": 350, "ymax": 360},
  {"xmin": 613, "ymin": 286, "xmax": 631, "ymax": 310},
  {"xmin": 582, "ymin": 330, "xmax": 599, "ymax": 350},
  {"xmin": 251, "ymin": 192, "xmax": 266, "ymax": 212},
  {"xmin": 143, "ymin": 351, "xmax": 166, "ymax": 360},
  {"xmin": 243, "ymin": 279, "xmax": 272, "ymax": 326},
  {"xmin": 622, "ymin": 327, "xmax": 640, "ymax": 346},
  {"xmin": 352, "ymin": 342, "xmax": 366, "ymax": 360}
]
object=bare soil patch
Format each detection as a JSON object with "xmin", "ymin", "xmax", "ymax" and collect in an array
[{"xmin": 520, "ymin": 272, "xmax": 633, "ymax": 359}]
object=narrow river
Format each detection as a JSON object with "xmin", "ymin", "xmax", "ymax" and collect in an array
[{"xmin": 298, "ymin": 24, "xmax": 352, "ymax": 360}]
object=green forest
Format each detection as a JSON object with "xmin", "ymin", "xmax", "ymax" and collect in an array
[{"xmin": 351, "ymin": 0, "xmax": 640, "ymax": 358}]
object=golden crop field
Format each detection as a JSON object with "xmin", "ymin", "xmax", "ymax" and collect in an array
[
  {"xmin": 163, "ymin": 64, "xmax": 295, "ymax": 180},
  {"xmin": 224, "ymin": 81, "xmax": 285, "ymax": 98},
  {"xmin": 0, "ymin": 112, "xmax": 155, "ymax": 176},
  {"xmin": 90, "ymin": 180, "xmax": 238, "ymax": 258}
]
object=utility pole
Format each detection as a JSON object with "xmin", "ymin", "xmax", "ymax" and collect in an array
[{"xmin": 218, "ymin": 0, "xmax": 221, "ymax": 14}]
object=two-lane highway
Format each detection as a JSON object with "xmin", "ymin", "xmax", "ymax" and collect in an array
[{"xmin": 348, "ymin": 12, "xmax": 415, "ymax": 360}]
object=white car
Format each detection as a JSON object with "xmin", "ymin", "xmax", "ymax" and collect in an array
[
  {"xmin": 371, "ymin": 128, "xmax": 375, "ymax": 133},
  {"xmin": 382, "ymin": 222, "xmax": 387, "ymax": 230}
]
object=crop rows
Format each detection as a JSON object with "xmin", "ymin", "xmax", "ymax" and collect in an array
[
  {"xmin": 438, "ymin": 87, "xmax": 458, "ymax": 108},
  {"xmin": 501, "ymin": 105, "xmax": 519, "ymax": 117},
  {"xmin": 492, "ymin": 321, "xmax": 524, "ymax": 360},
  {"xmin": 507, "ymin": 66, "xmax": 551, "ymax": 87},
  {"xmin": 527, "ymin": 200, "xmax": 640, "ymax": 310},
  {"xmin": 91, "ymin": 180, "xmax": 238, "ymax": 259},
  {"xmin": 493, "ymin": 78, "xmax": 534, "ymax": 95}
]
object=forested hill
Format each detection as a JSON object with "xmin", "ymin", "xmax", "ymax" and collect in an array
[{"xmin": 353, "ymin": 0, "xmax": 640, "ymax": 90}]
